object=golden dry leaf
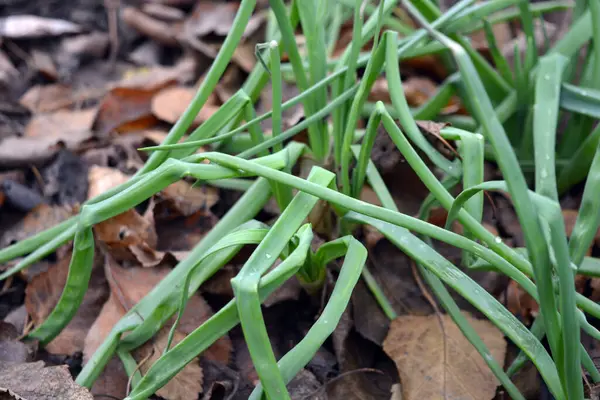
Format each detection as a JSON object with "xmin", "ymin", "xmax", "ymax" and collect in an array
[
  {"xmin": 151, "ymin": 86, "xmax": 220, "ymax": 125},
  {"xmin": 383, "ymin": 313, "xmax": 506, "ymax": 400},
  {"xmin": 160, "ymin": 180, "xmax": 219, "ymax": 217}
]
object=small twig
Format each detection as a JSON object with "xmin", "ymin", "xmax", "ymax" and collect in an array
[
  {"xmin": 104, "ymin": 0, "xmax": 120, "ymax": 69},
  {"xmin": 17, "ymin": 318, "xmax": 34, "ymax": 340},
  {"xmin": 411, "ymin": 261, "xmax": 448, "ymax": 400},
  {"xmin": 30, "ymin": 166, "xmax": 45, "ymax": 195},
  {"xmin": 126, "ymin": 348, "xmax": 154, "ymax": 395}
]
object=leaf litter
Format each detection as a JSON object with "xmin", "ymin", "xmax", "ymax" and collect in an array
[{"xmin": 0, "ymin": 1, "xmax": 593, "ymax": 399}]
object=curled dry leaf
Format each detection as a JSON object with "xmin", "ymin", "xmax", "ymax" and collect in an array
[
  {"xmin": 25, "ymin": 250, "xmax": 108, "ymax": 355},
  {"xmin": 152, "ymin": 86, "xmax": 220, "ymax": 126},
  {"xmin": 0, "ymin": 361, "xmax": 93, "ymax": 400},
  {"xmin": 88, "ymin": 166, "xmax": 159, "ymax": 263},
  {"xmin": 383, "ymin": 312, "xmax": 506, "ymax": 400}
]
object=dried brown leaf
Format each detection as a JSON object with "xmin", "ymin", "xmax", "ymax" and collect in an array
[
  {"xmin": 0, "ymin": 109, "xmax": 94, "ymax": 167},
  {"xmin": 0, "ymin": 204, "xmax": 76, "ymax": 252},
  {"xmin": 31, "ymin": 50, "xmax": 58, "ymax": 81},
  {"xmin": 25, "ymin": 109, "xmax": 95, "ymax": 139},
  {"xmin": 93, "ymin": 87, "xmax": 161, "ymax": 137},
  {"xmin": 20, "ymin": 84, "xmax": 74, "ymax": 113},
  {"xmin": 383, "ymin": 313, "xmax": 506, "ymax": 400},
  {"xmin": 84, "ymin": 257, "xmax": 231, "ymax": 399},
  {"xmin": 0, "ymin": 361, "xmax": 93, "ymax": 400},
  {"xmin": 135, "ymin": 327, "xmax": 204, "ymax": 400},
  {"xmin": 186, "ymin": 2, "xmax": 264, "ymax": 38},
  {"xmin": 160, "ymin": 180, "xmax": 219, "ymax": 217}
]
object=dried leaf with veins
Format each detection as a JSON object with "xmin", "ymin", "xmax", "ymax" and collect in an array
[
  {"xmin": 0, "ymin": 361, "xmax": 92, "ymax": 400},
  {"xmin": 383, "ymin": 312, "xmax": 506, "ymax": 400}
]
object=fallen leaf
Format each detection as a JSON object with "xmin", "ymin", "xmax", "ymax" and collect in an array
[
  {"xmin": 25, "ymin": 109, "xmax": 95, "ymax": 139},
  {"xmin": 142, "ymin": 3, "xmax": 186, "ymax": 21},
  {"xmin": 369, "ymin": 77, "xmax": 391, "ymax": 103},
  {"xmin": 93, "ymin": 87, "xmax": 161, "ymax": 137},
  {"xmin": 0, "ymin": 50, "xmax": 18, "ymax": 86},
  {"xmin": 40, "ymin": 149, "xmax": 89, "ymax": 206},
  {"xmin": 25, "ymin": 250, "xmax": 108, "ymax": 355},
  {"xmin": 31, "ymin": 50, "xmax": 58, "ymax": 81},
  {"xmin": 88, "ymin": 166, "xmax": 165, "ymax": 266},
  {"xmin": 0, "ymin": 321, "xmax": 35, "ymax": 363},
  {"xmin": 56, "ymin": 32, "xmax": 110, "ymax": 67},
  {"xmin": 122, "ymin": 7, "xmax": 181, "ymax": 46},
  {"xmin": 256, "ymin": 81, "xmax": 303, "ymax": 132},
  {"xmin": 401, "ymin": 55, "xmax": 447, "ymax": 81},
  {"xmin": 0, "ymin": 361, "xmax": 93, "ymax": 400},
  {"xmin": 402, "ymin": 76, "xmax": 438, "ymax": 107},
  {"xmin": 0, "ymin": 203, "xmax": 75, "ymax": 253},
  {"xmin": 134, "ymin": 327, "xmax": 204, "ymax": 400},
  {"xmin": 0, "ymin": 15, "xmax": 81, "ymax": 38},
  {"xmin": 86, "ymin": 165, "xmax": 130, "ymax": 200},
  {"xmin": 20, "ymin": 84, "xmax": 75, "ymax": 113},
  {"xmin": 159, "ymin": 180, "xmax": 219, "ymax": 217},
  {"xmin": 84, "ymin": 257, "xmax": 231, "ymax": 399},
  {"xmin": 185, "ymin": 2, "xmax": 264, "ymax": 39},
  {"xmin": 563, "ymin": 209, "xmax": 600, "ymax": 246},
  {"xmin": 152, "ymin": 86, "xmax": 220, "ymax": 125},
  {"xmin": 383, "ymin": 312, "xmax": 506, "ymax": 400},
  {"xmin": 20, "ymin": 84, "xmax": 103, "ymax": 113},
  {"xmin": 231, "ymin": 41, "xmax": 257, "ymax": 73},
  {"xmin": 0, "ymin": 109, "xmax": 94, "ymax": 167}
]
